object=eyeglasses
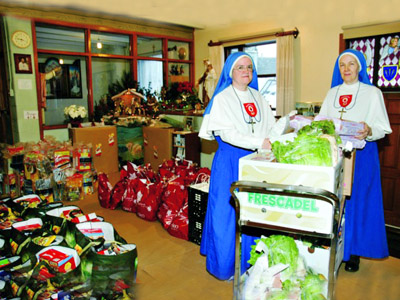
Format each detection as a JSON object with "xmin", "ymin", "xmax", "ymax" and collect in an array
[{"xmin": 233, "ymin": 65, "xmax": 253, "ymax": 72}]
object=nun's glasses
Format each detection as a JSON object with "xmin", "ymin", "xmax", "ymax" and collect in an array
[{"xmin": 233, "ymin": 65, "xmax": 253, "ymax": 72}]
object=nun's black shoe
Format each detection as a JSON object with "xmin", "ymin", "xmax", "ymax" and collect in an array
[{"xmin": 345, "ymin": 255, "xmax": 360, "ymax": 272}]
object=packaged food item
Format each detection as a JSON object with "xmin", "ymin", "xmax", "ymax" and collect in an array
[
  {"xmin": 37, "ymin": 248, "xmax": 76, "ymax": 273},
  {"xmin": 82, "ymin": 171, "xmax": 94, "ymax": 195},
  {"xmin": 0, "ymin": 256, "xmax": 20, "ymax": 269},
  {"xmin": 53, "ymin": 148, "xmax": 71, "ymax": 170},
  {"xmin": 12, "ymin": 218, "xmax": 43, "ymax": 232},
  {"xmin": 63, "ymin": 173, "xmax": 84, "ymax": 202},
  {"xmin": 71, "ymin": 212, "xmax": 100, "ymax": 224},
  {"xmin": 314, "ymin": 115, "xmax": 364, "ymax": 136},
  {"xmin": 35, "ymin": 178, "xmax": 54, "ymax": 203},
  {"xmin": 32, "ymin": 235, "xmax": 58, "ymax": 247},
  {"xmin": 13, "ymin": 194, "xmax": 42, "ymax": 208},
  {"xmin": 73, "ymin": 145, "xmax": 92, "ymax": 172}
]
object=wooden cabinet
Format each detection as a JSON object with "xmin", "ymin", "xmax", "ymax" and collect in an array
[{"xmin": 172, "ymin": 131, "xmax": 200, "ymax": 165}]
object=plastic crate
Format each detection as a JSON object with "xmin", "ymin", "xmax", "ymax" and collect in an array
[{"xmin": 188, "ymin": 182, "xmax": 209, "ymax": 245}]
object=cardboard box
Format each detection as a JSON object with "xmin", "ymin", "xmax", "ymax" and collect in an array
[
  {"xmin": 142, "ymin": 126, "xmax": 175, "ymax": 171},
  {"xmin": 343, "ymin": 151, "xmax": 356, "ymax": 196},
  {"xmin": 69, "ymin": 126, "xmax": 119, "ymax": 174},
  {"xmin": 239, "ymin": 152, "xmax": 344, "ymax": 197}
]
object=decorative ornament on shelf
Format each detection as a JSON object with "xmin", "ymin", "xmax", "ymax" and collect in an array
[{"xmin": 64, "ymin": 104, "xmax": 87, "ymax": 128}]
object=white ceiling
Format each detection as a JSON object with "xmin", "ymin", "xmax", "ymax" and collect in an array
[{"xmin": 4, "ymin": 0, "xmax": 286, "ymax": 29}]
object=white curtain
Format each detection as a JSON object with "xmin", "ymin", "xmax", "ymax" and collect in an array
[
  {"xmin": 137, "ymin": 55, "xmax": 163, "ymax": 94},
  {"xmin": 276, "ymin": 35, "xmax": 295, "ymax": 117},
  {"xmin": 209, "ymin": 45, "xmax": 224, "ymax": 79}
]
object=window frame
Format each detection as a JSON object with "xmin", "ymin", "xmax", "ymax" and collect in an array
[{"xmin": 32, "ymin": 19, "xmax": 194, "ymax": 134}]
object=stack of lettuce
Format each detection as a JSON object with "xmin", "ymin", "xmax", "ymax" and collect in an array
[{"xmin": 272, "ymin": 120, "xmax": 341, "ymax": 167}]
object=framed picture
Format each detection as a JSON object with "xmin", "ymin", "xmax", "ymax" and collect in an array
[
  {"xmin": 69, "ymin": 61, "xmax": 82, "ymax": 98},
  {"xmin": 14, "ymin": 53, "xmax": 32, "ymax": 74},
  {"xmin": 39, "ymin": 58, "xmax": 82, "ymax": 99}
]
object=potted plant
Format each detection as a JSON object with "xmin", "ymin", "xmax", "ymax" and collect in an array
[{"xmin": 64, "ymin": 104, "xmax": 87, "ymax": 127}]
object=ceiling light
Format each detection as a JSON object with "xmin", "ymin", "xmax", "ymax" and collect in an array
[{"xmin": 97, "ymin": 39, "xmax": 102, "ymax": 49}]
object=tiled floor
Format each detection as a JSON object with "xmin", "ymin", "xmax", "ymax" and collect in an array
[{"xmin": 77, "ymin": 176, "xmax": 400, "ymax": 300}]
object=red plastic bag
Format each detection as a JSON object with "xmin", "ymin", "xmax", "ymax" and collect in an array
[
  {"xmin": 161, "ymin": 177, "xmax": 187, "ymax": 212},
  {"xmin": 109, "ymin": 179, "xmax": 128, "ymax": 210},
  {"xmin": 121, "ymin": 178, "xmax": 140, "ymax": 213},
  {"xmin": 136, "ymin": 181, "xmax": 164, "ymax": 221},
  {"xmin": 98, "ymin": 173, "xmax": 113, "ymax": 208},
  {"xmin": 158, "ymin": 168, "xmax": 175, "ymax": 181},
  {"xmin": 194, "ymin": 167, "xmax": 211, "ymax": 183},
  {"xmin": 167, "ymin": 202, "xmax": 189, "ymax": 240},
  {"xmin": 157, "ymin": 202, "xmax": 178, "ymax": 230}
]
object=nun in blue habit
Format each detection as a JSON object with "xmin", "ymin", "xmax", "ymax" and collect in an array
[
  {"xmin": 198, "ymin": 52, "xmax": 276, "ymax": 280},
  {"xmin": 319, "ymin": 49, "xmax": 392, "ymax": 272}
]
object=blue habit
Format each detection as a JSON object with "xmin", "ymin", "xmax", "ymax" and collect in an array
[
  {"xmin": 330, "ymin": 49, "xmax": 389, "ymax": 261},
  {"xmin": 200, "ymin": 136, "xmax": 256, "ymax": 280},
  {"xmin": 344, "ymin": 141, "xmax": 389, "ymax": 260},
  {"xmin": 199, "ymin": 51, "xmax": 261, "ymax": 280}
]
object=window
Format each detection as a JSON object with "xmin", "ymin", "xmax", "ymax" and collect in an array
[
  {"xmin": 137, "ymin": 36, "xmax": 163, "ymax": 94},
  {"xmin": 38, "ymin": 54, "xmax": 88, "ymax": 126},
  {"xmin": 137, "ymin": 36, "xmax": 162, "ymax": 57},
  {"xmin": 225, "ymin": 41, "xmax": 277, "ymax": 111},
  {"xmin": 92, "ymin": 58, "xmax": 132, "ymax": 107},
  {"xmin": 36, "ymin": 23, "xmax": 85, "ymax": 52},
  {"xmin": 91, "ymin": 31, "xmax": 130, "ymax": 56},
  {"xmin": 34, "ymin": 21, "xmax": 194, "ymax": 130}
]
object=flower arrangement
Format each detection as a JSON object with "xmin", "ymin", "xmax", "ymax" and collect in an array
[
  {"xmin": 64, "ymin": 105, "xmax": 87, "ymax": 127},
  {"xmin": 64, "ymin": 105, "xmax": 87, "ymax": 121},
  {"xmin": 161, "ymin": 81, "xmax": 201, "ymax": 110}
]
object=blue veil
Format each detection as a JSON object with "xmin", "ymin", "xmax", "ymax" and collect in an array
[
  {"xmin": 330, "ymin": 49, "xmax": 372, "ymax": 88},
  {"xmin": 203, "ymin": 52, "xmax": 259, "ymax": 115}
]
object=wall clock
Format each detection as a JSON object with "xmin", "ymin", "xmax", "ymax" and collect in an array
[{"xmin": 11, "ymin": 30, "xmax": 31, "ymax": 48}]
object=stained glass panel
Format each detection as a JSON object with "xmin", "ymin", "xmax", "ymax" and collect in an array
[
  {"xmin": 377, "ymin": 34, "xmax": 400, "ymax": 88},
  {"xmin": 349, "ymin": 38, "xmax": 375, "ymax": 84}
]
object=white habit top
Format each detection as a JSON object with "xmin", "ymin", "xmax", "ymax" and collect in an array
[
  {"xmin": 319, "ymin": 81, "xmax": 392, "ymax": 141},
  {"xmin": 199, "ymin": 85, "xmax": 276, "ymax": 150}
]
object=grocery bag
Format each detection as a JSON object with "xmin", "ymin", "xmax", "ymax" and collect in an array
[
  {"xmin": 68, "ymin": 221, "xmax": 127, "ymax": 255},
  {"xmin": 44, "ymin": 205, "xmax": 84, "ymax": 236},
  {"xmin": 82, "ymin": 242, "xmax": 138, "ymax": 296}
]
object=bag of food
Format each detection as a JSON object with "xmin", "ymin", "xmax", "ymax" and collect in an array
[
  {"xmin": 98, "ymin": 173, "xmax": 113, "ymax": 209},
  {"xmin": 136, "ymin": 181, "xmax": 163, "ymax": 221},
  {"xmin": 81, "ymin": 242, "xmax": 138, "ymax": 296},
  {"xmin": 161, "ymin": 177, "xmax": 187, "ymax": 212},
  {"xmin": 166, "ymin": 202, "xmax": 189, "ymax": 241},
  {"xmin": 121, "ymin": 178, "xmax": 140, "ymax": 213}
]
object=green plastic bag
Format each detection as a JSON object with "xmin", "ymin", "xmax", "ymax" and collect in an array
[
  {"xmin": 68, "ymin": 221, "xmax": 127, "ymax": 255},
  {"xmin": 82, "ymin": 243, "xmax": 138, "ymax": 296}
]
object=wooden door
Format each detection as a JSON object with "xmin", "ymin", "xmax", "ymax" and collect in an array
[{"xmin": 379, "ymin": 93, "xmax": 400, "ymax": 227}]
